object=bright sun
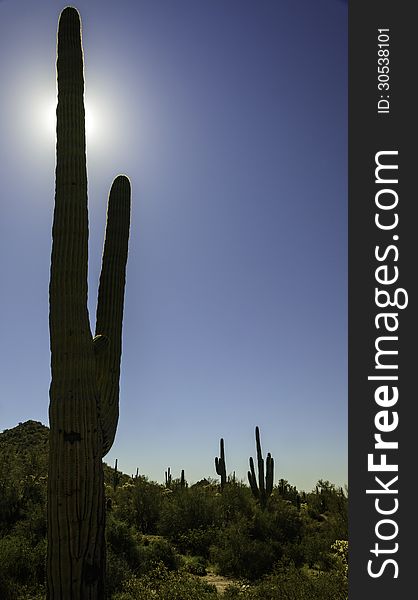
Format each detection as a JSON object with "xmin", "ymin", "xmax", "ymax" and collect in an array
[
  {"xmin": 44, "ymin": 100, "xmax": 95, "ymax": 142},
  {"xmin": 85, "ymin": 104, "xmax": 95, "ymax": 141},
  {"xmin": 25, "ymin": 84, "xmax": 123, "ymax": 166}
]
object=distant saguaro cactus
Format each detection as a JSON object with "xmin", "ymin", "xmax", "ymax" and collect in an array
[
  {"xmin": 47, "ymin": 7, "xmax": 131, "ymax": 599},
  {"xmin": 165, "ymin": 467, "xmax": 172, "ymax": 488},
  {"xmin": 247, "ymin": 426, "xmax": 274, "ymax": 509},
  {"xmin": 215, "ymin": 437, "xmax": 227, "ymax": 490},
  {"xmin": 113, "ymin": 459, "xmax": 122, "ymax": 491}
]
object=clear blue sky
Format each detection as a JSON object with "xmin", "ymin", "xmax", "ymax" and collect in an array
[{"xmin": 0, "ymin": 0, "xmax": 347, "ymax": 492}]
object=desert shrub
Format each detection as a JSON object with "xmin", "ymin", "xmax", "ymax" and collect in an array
[
  {"xmin": 106, "ymin": 515, "xmax": 141, "ymax": 572},
  {"xmin": 132, "ymin": 478, "xmax": 164, "ymax": 534},
  {"xmin": 0, "ymin": 458, "xmax": 47, "ymax": 596},
  {"xmin": 0, "ymin": 533, "xmax": 46, "ymax": 598},
  {"xmin": 0, "ymin": 427, "xmax": 48, "ymax": 598},
  {"xmin": 218, "ymin": 482, "xmax": 254, "ymax": 523},
  {"xmin": 0, "ymin": 424, "xmax": 48, "ymax": 537},
  {"xmin": 298, "ymin": 511, "xmax": 346, "ymax": 570},
  {"xmin": 12, "ymin": 500, "xmax": 47, "ymax": 544},
  {"xmin": 106, "ymin": 547, "xmax": 135, "ymax": 598},
  {"xmin": 328, "ymin": 540, "xmax": 348, "ymax": 580},
  {"xmin": 113, "ymin": 477, "xmax": 164, "ymax": 534},
  {"xmin": 256, "ymin": 501, "xmax": 304, "ymax": 565},
  {"xmin": 0, "ymin": 454, "xmax": 26, "ymax": 531},
  {"xmin": 138, "ymin": 537, "xmax": 180, "ymax": 573},
  {"xmin": 223, "ymin": 563, "xmax": 348, "ymax": 600},
  {"xmin": 183, "ymin": 554, "xmax": 207, "ymax": 575},
  {"xmin": 210, "ymin": 517, "xmax": 277, "ymax": 580},
  {"xmin": 176, "ymin": 525, "xmax": 219, "ymax": 557},
  {"xmin": 252, "ymin": 501, "xmax": 302, "ymax": 544},
  {"xmin": 211, "ymin": 500, "xmax": 303, "ymax": 580},
  {"xmin": 305, "ymin": 482, "xmax": 348, "ymax": 537},
  {"xmin": 113, "ymin": 564, "xmax": 217, "ymax": 600},
  {"xmin": 106, "ymin": 515, "xmax": 181, "ymax": 594},
  {"xmin": 158, "ymin": 486, "xmax": 221, "ymax": 541},
  {"xmin": 0, "ymin": 569, "xmax": 16, "ymax": 600},
  {"xmin": 106, "ymin": 515, "xmax": 179, "ymax": 569}
]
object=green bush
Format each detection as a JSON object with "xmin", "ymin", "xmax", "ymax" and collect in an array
[
  {"xmin": 176, "ymin": 526, "xmax": 219, "ymax": 557},
  {"xmin": 0, "ymin": 457, "xmax": 22, "ymax": 531},
  {"xmin": 210, "ymin": 517, "xmax": 277, "ymax": 580},
  {"xmin": 0, "ymin": 534, "xmax": 46, "ymax": 599},
  {"xmin": 211, "ymin": 502, "xmax": 303, "ymax": 580},
  {"xmin": 106, "ymin": 515, "xmax": 141, "ymax": 572},
  {"xmin": 252, "ymin": 501, "xmax": 302, "ymax": 544},
  {"xmin": 138, "ymin": 537, "xmax": 180, "ymax": 573},
  {"xmin": 106, "ymin": 547, "xmax": 135, "ymax": 598},
  {"xmin": 298, "ymin": 511, "xmax": 346, "ymax": 570},
  {"xmin": 183, "ymin": 555, "xmax": 207, "ymax": 576},
  {"xmin": 106, "ymin": 515, "xmax": 180, "ymax": 573},
  {"xmin": 113, "ymin": 563, "xmax": 218, "ymax": 600},
  {"xmin": 218, "ymin": 483, "xmax": 254, "ymax": 523},
  {"xmin": 106, "ymin": 516, "xmax": 181, "ymax": 594},
  {"xmin": 223, "ymin": 563, "xmax": 348, "ymax": 600},
  {"xmin": 0, "ymin": 570, "xmax": 16, "ymax": 600},
  {"xmin": 0, "ymin": 423, "xmax": 48, "ymax": 536},
  {"xmin": 113, "ymin": 477, "xmax": 164, "ymax": 534},
  {"xmin": 158, "ymin": 486, "xmax": 221, "ymax": 541}
]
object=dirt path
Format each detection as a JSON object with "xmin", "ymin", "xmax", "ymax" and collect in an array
[{"xmin": 202, "ymin": 571, "xmax": 241, "ymax": 595}]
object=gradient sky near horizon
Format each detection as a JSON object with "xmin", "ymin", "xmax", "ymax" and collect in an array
[{"xmin": 0, "ymin": 0, "xmax": 347, "ymax": 491}]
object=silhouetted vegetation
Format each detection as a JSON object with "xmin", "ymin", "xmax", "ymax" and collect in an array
[{"xmin": 0, "ymin": 421, "xmax": 347, "ymax": 599}]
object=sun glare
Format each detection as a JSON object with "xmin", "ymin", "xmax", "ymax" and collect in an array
[
  {"xmin": 22, "ymin": 80, "xmax": 124, "ymax": 169},
  {"xmin": 42, "ymin": 99, "xmax": 56, "ymax": 141},
  {"xmin": 43, "ymin": 100, "xmax": 95, "ymax": 142},
  {"xmin": 85, "ymin": 105, "xmax": 95, "ymax": 141}
]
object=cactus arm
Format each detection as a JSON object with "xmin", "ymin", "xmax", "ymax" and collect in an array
[
  {"xmin": 266, "ymin": 453, "xmax": 274, "ymax": 496},
  {"xmin": 248, "ymin": 456, "xmax": 259, "ymax": 498},
  {"xmin": 255, "ymin": 426, "xmax": 265, "ymax": 499},
  {"xmin": 94, "ymin": 175, "xmax": 131, "ymax": 456}
]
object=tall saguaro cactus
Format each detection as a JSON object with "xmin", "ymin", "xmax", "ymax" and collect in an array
[
  {"xmin": 47, "ymin": 7, "xmax": 131, "ymax": 599},
  {"xmin": 215, "ymin": 437, "xmax": 227, "ymax": 490},
  {"xmin": 247, "ymin": 426, "xmax": 274, "ymax": 509},
  {"xmin": 165, "ymin": 467, "xmax": 172, "ymax": 488}
]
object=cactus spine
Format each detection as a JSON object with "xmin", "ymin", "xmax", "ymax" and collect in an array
[
  {"xmin": 47, "ymin": 8, "xmax": 131, "ymax": 599},
  {"xmin": 215, "ymin": 437, "xmax": 227, "ymax": 491},
  {"xmin": 247, "ymin": 426, "xmax": 274, "ymax": 509}
]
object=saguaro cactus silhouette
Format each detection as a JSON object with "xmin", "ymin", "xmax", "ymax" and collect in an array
[
  {"xmin": 215, "ymin": 437, "xmax": 227, "ymax": 490},
  {"xmin": 247, "ymin": 426, "xmax": 274, "ymax": 509},
  {"xmin": 113, "ymin": 458, "xmax": 122, "ymax": 491},
  {"xmin": 47, "ymin": 7, "xmax": 131, "ymax": 599}
]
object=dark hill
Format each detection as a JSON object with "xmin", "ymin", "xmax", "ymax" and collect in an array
[
  {"xmin": 0, "ymin": 419, "xmax": 49, "ymax": 449},
  {"xmin": 0, "ymin": 420, "xmax": 127, "ymax": 486}
]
